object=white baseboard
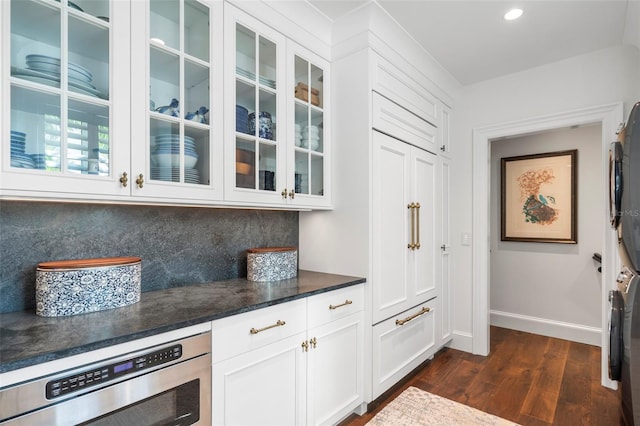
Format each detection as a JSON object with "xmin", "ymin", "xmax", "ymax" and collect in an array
[
  {"xmin": 448, "ymin": 331, "xmax": 474, "ymax": 353},
  {"xmin": 490, "ymin": 310, "xmax": 602, "ymax": 347}
]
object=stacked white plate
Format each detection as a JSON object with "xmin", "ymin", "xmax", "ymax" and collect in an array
[
  {"xmin": 10, "ymin": 131, "xmax": 36, "ymax": 169},
  {"xmin": 151, "ymin": 134, "xmax": 200, "ymax": 183},
  {"xmin": 10, "ymin": 130, "xmax": 25, "ymax": 155},
  {"xmin": 11, "ymin": 54, "xmax": 105, "ymax": 99},
  {"xmin": 236, "ymin": 67, "xmax": 276, "ymax": 89}
]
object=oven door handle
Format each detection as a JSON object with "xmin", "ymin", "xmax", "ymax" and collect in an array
[{"xmin": 2, "ymin": 354, "xmax": 211, "ymax": 426}]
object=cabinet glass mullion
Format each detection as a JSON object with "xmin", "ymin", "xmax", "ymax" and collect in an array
[{"xmin": 9, "ymin": 0, "xmax": 111, "ymax": 176}]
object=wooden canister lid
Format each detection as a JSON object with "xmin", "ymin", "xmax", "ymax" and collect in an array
[
  {"xmin": 38, "ymin": 256, "xmax": 142, "ymax": 270},
  {"xmin": 247, "ymin": 247, "xmax": 297, "ymax": 253}
]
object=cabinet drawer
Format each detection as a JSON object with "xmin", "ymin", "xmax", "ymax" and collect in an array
[
  {"xmin": 372, "ymin": 93, "xmax": 437, "ymax": 154},
  {"xmin": 371, "ymin": 300, "xmax": 436, "ymax": 399},
  {"xmin": 307, "ymin": 284, "xmax": 364, "ymax": 329},
  {"xmin": 372, "ymin": 55, "xmax": 438, "ymax": 126},
  {"xmin": 212, "ymin": 298, "xmax": 307, "ymax": 362}
]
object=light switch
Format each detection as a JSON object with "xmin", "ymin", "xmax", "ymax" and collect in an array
[{"xmin": 461, "ymin": 232, "xmax": 472, "ymax": 246}]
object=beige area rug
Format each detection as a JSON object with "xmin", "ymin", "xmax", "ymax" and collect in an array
[{"xmin": 366, "ymin": 386, "xmax": 520, "ymax": 426}]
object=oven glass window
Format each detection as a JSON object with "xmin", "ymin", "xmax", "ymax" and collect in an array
[{"xmin": 78, "ymin": 379, "xmax": 200, "ymax": 426}]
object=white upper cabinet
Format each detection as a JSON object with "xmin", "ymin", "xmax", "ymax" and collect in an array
[
  {"xmin": 2, "ymin": 0, "xmax": 130, "ymax": 197},
  {"xmin": 223, "ymin": 4, "xmax": 331, "ymax": 208},
  {"xmin": 130, "ymin": 0, "xmax": 223, "ymax": 201},
  {"xmin": 2, "ymin": 0, "xmax": 331, "ymax": 209},
  {"xmin": 223, "ymin": 4, "xmax": 288, "ymax": 205},
  {"xmin": 287, "ymin": 41, "xmax": 331, "ymax": 208}
]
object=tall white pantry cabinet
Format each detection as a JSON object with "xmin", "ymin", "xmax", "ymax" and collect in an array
[{"xmin": 299, "ymin": 46, "xmax": 453, "ymax": 402}]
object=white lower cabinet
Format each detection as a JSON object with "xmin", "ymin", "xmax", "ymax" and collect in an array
[
  {"xmin": 212, "ymin": 332, "xmax": 307, "ymax": 426},
  {"xmin": 306, "ymin": 285, "xmax": 364, "ymax": 425},
  {"xmin": 371, "ymin": 299, "xmax": 436, "ymax": 399},
  {"xmin": 211, "ymin": 284, "xmax": 364, "ymax": 426}
]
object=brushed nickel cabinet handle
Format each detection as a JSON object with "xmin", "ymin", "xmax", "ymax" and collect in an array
[
  {"xmin": 395, "ymin": 306, "xmax": 430, "ymax": 326},
  {"xmin": 329, "ymin": 300, "xmax": 353, "ymax": 310},
  {"xmin": 250, "ymin": 319, "xmax": 286, "ymax": 335}
]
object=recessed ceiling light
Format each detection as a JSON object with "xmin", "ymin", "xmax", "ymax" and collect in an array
[{"xmin": 504, "ymin": 8, "xmax": 523, "ymax": 21}]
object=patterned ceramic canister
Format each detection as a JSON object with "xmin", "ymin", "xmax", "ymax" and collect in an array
[
  {"xmin": 248, "ymin": 111, "xmax": 273, "ymax": 140},
  {"xmin": 35, "ymin": 257, "xmax": 142, "ymax": 317},
  {"xmin": 247, "ymin": 247, "xmax": 297, "ymax": 282}
]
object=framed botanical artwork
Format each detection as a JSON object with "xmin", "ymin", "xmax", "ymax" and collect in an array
[{"xmin": 501, "ymin": 149, "xmax": 577, "ymax": 243}]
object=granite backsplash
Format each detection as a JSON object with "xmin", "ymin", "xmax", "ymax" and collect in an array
[{"xmin": 0, "ymin": 201, "xmax": 298, "ymax": 314}]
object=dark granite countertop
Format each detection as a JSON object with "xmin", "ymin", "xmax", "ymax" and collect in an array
[{"xmin": 0, "ymin": 270, "xmax": 365, "ymax": 374}]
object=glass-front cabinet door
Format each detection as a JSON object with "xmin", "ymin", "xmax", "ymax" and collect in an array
[
  {"xmin": 130, "ymin": 0, "xmax": 223, "ymax": 201},
  {"xmin": 224, "ymin": 4, "xmax": 286, "ymax": 204},
  {"xmin": 2, "ymin": 0, "xmax": 130, "ymax": 197},
  {"xmin": 288, "ymin": 43, "xmax": 330, "ymax": 208}
]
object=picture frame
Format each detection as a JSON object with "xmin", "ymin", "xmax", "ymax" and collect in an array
[{"xmin": 501, "ymin": 149, "xmax": 577, "ymax": 243}]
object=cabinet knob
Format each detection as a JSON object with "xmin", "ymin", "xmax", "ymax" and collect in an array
[
  {"xmin": 288, "ymin": 190, "xmax": 295, "ymax": 199},
  {"xmin": 281, "ymin": 188, "xmax": 288, "ymax": 199},
  {"xmin": 136, "ymin": 173, "xmax": 144, "ymax": 189},
  {"xmin": 119, "ymin": 172, "xmax": 128, "ymax": 187},
  {"xmin": 301, "ymin": 340, "xmax": 309, "ymax": 352},
  {"xmin": 441, "ymin": 145, "xmax": 446, "ymax": 152},
  {"xmin": 310, "ymin": 337, "xmax": 317, "ymax": 349}
]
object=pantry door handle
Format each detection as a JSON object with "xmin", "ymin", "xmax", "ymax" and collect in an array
[
  {"xmin": 395, "ymin": 306, "xmax": 430, "ymax": 326},
  {"xmin": 250, "ymin": 320, "xmax": 286, "ymax": 335},
  {"xmin": 415, "ymin": 202, "xmax": 421, "ymax": 250},
  {"xmin": 407, "ymin": 203, "xmax": 416, "ymax": 250}
]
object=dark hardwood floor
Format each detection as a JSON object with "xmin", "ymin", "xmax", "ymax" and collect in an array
[{"xmin": 341, "ymin": 326, "xmax": 622, "ymax": 425}]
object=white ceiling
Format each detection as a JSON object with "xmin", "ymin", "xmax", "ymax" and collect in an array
[{"xmin": 307, "ymin": 0, "xmax": 636, "ymax": 86}]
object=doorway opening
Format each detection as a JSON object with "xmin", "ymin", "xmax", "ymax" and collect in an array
[{"xmin": 471, "ymin": 103, "xmax": 623, "ymax": 389}]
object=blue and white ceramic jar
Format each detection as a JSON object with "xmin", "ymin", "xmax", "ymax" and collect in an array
[{"xmin": 248, "ymin": 111, "xmax": 273, "ymax": 140}]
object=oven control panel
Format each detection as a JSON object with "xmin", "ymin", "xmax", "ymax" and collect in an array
[{"xmin": 45, "ymin": 344, "xmax": 182, "ymax": 399}]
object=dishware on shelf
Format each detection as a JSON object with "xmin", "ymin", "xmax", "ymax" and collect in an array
[
  {"xmin": 236, "ymin": 105, "xmax": 249, "ymax": 134},
  {"xmin": 10, "ymin": 131, "xmax": 26, "ymax": 154},
  {"xmin": 31, "ymin": 154, "xmax": 47, "ymax": 170},
  {"xmin": 13, "ymin": 54, "xmax": 106, "ymax": 99},
  {"xmin": 236, "ymin": 67, "xmax": 276, "ymax": 89},
  {"xmin": 25, "ymin": 54, "xmax": 92, "ymax": 83},
  {"xmin": 10, "ymin": 152, "xmax": 35, "ymax": 169},
  {"xmin": 306, "ymin": 138, "xmax": 320, "ymax": 151},
  {"xmin": 152, "ymin": 152, "xmax": 198, "ymax": 169},
  {"xmin": 155, "ymin": 98, "xmax": 180, "ymax": 117},
  {"xmin": 185, "ymin": 106, "xmax": 209, "ymax": 124},
  {"xmin": 150, "ymin": 167, "xmax": 200, "ymax": 183},
  {"xmin": 259, "ymin": 170, "xmax": 275, "ymax": 191},
  {"xmin": 248, "ymin": 111, "xmax": 273, "ymax": 140}
]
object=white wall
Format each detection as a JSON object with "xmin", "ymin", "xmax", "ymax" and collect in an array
[
  {"xmin": 489, "ymin": 125, "xmax": 603, "ymax": 345},
  {"xmin": 451, "ymin": 45, "xmax": 640, "ymax": 349}
]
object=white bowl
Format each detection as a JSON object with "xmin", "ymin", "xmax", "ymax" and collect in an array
[
  {"xmin": 152, "ymin": 153, "xmax": 198, "ymax": 169},
  {"xmin": 184, "ymin": 155, "xmax": 198, "ymax": 169}
]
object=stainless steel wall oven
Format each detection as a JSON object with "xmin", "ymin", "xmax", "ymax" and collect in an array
[{"xmin": 0, "ymin": 331, "xmax": 211, "ymax": 425}]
